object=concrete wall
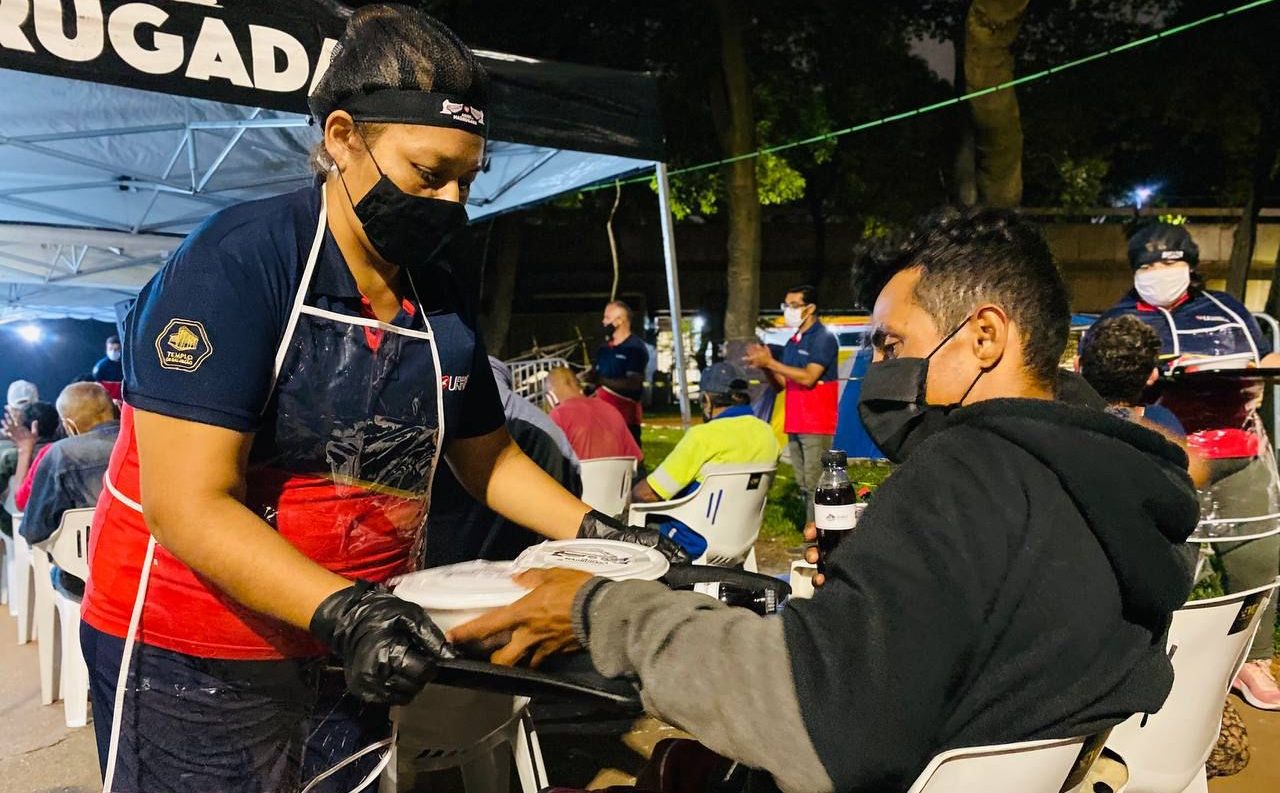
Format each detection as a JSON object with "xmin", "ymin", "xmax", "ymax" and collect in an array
[
  {"xmin": 494, "ymin": 215, "xmax": 1280, "ymax": 354},
  {"xmin": 1043, "ymin": 223, "xmax": 1280, "ymax": 312}
]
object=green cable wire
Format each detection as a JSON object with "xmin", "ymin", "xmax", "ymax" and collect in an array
[{"xmin": 583, "ymin": 0, "xmax": 1275, "ymax": 193}]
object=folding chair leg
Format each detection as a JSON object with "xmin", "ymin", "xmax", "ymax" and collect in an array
[
  {"xmin": 511, "ymin": 710, "xmax": 547, "ymax": 793},
  {"xmin": 58, "ymin": 602, "xmax": 88, "ymax": 728},
  {"xmin": 36, "ymin": 594, "xmax": 60, "ymax": 705},
  {"xmin": 1178, "ymin": 767, "xmax": 1207, "ymax": 793}
]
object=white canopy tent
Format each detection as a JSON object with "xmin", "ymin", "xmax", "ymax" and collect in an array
[{"xmin": 0, "ymin": 0, "xmax": 690, "ymax": 422}]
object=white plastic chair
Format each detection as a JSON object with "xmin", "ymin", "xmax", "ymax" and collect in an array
[
  {"xmin": 29, "ymin": 546, "xmax": 60, "ymax": 705},
  {"xmin": 579, "ymin": 457, "xmax": 637, "ymax": 518},
  {"xmin": 11, "ymin": 514, "xmax": 35, "ymax": 643},
  {"xmin": 39, "ymin": 507, "xmax": 94, "ymax": 728},
  {"xmin": 384, "ymin": 687, "xmax": 546, "ymax": 793},
  {"xmin": 627, "ymin": 463, "xmax": 776, "ymax": 570},
  {"xmin": 906, "ymin": 735, "xmax": 1093, "ymax": 793},
  {"xmin": 1105, "ymin": 580, "xmax": 1278, "ymax": 793},
  {"xmin": 1, "ymin": 527, "xmax": 11, "ymax": 608},
  {"xmin": 789, "ymin": 560, "xmax": 817, "ymax": 599}
]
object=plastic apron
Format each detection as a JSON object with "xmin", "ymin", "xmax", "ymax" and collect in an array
[
  {"xmin": 100, "ymin": 190, "xmax": 445, "ymax": 793},
  {"xmin": 1152, "ymin": 294, "xmax": 1280, "ymax": 538}
]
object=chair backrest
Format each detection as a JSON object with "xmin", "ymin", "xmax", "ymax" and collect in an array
[
  {"xmin": 1105, "ymin": 580, "xmax": 1278, "ymax": 793},
  {"xmin": 46, "ymin": 507, "xmax": 94, "ymax": 581},
  {"xmin": 579, "ymin": 457, "xmax": 636, "ymax": 518},
  {"xmin": 905, "ymin": 736, "xmax": 1090, "ymax": 793},
  {"xmin": 628, "ymin": 463, "xmax": 776, "ymax": 567}
]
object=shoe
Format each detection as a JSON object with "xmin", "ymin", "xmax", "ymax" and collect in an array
[{"xmin": 1232, "ymin": 658, "xmax": 1280, "ymax": 710}]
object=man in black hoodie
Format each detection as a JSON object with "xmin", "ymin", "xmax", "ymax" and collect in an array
[{"xmin": 450, "ymin": 207, "xmax": 1199, "ymax": 793}]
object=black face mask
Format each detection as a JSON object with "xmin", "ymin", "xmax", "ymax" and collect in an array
[
  {"xmin": 857, "ymin": 316, "xmax": 981, "ymax": 463},
  {"xmin": 340, "ymin": 146, "xmax": 469, "ymax": 279},
  {"xmin": 603, "ymin": 323, "xmax": 617, "ymax": 341}
]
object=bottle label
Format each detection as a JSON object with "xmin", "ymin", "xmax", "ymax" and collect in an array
[{"xmin": 815, "ymin": 503, "xmax": 861, "ymax": 531}]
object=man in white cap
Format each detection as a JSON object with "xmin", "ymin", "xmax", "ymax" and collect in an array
[{"xmin": 1, "ymin": 379, "xmax": 39, "ymax": 536}]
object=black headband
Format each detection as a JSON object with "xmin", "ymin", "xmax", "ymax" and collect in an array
[
  {"xmin": 338, "ymin": 89, "xmax": 488, "ymax": 136},
  {"xmin": 1131, "ymin": 248, "xmax": 1194, "ymax": 270}
]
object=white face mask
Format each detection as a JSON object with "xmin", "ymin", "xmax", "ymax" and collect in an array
[
  {"xmin": 107, "ymin": 349, "xmax": 122, "ymax": 362},
  {"xmin": 783, "ymin": 306, "xmax": 805, "ymax": 328},
  {"xmin": 1134, "ymin": 264, "xmax": 1191, "ymax": 308}
]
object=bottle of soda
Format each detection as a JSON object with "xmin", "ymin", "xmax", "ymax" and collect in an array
[{"xmin": 815, "ymin": 449, "xmax": 857, "ymax": 575}]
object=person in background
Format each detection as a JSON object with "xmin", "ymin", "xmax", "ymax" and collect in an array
[
  {"xmin": 545, "ymin": 366, "xmax": 642, "ymax": 463},
  {"xmin": 745, "ymin": 284, "xmax": 839, "ymax": 525},
  {"xmin": 1088, "ymin": 221, "xmax": 1280, "ymax": 710},
  {"xmin": 630, "ymin": 362, "xmax": 778, "ymax": 558},
  {"xmin": 1079, "ymin": 315, "xmax": 1209, "ymax": 488},
  {"xmin": 92, "ymin": 335, "xmax": 124, "ymax": 382},
  {"xmin": 452, "ymin": 208, "xmax": 1199, "ymax": 791},
  {"xmin": 1080, "ymin": 315, "xmax": 1186, "ymax": 437},
  {"xmin": 0, "ymin": 380, "xmax": 38, "ymax": 537},
  {"xmin": 426, "ymin": 358, "xmax": 582, "ymax": 566},
  {"xmin": 3, "ymin": 400, "xmax": 60, "ymax": 516},
  {"xmin": 20, "ymin": 382, "xmax": 119, "ymax": 597},
  {"xmin": 584, "ymin": 300, "xmax": 648, "ymax": 446}
]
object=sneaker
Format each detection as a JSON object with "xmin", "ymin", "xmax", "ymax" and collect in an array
[{"xmin": 1233, "ymin": 659, "xmax": 1280, "ymax": 710}]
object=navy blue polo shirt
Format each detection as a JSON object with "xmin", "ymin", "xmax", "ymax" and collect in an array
[
  {"xmin": 780, "ymin": 321, "xmax": 839, "ymax": 379},
  {"xmin": 122, "ymin": 184, "xmax": 503, "ymax": 443},
  {"xmin": 594, "ymin": 334, "xmax": 649, "ymax": 400}
]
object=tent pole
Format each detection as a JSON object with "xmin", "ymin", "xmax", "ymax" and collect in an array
[{"xmin": 655, "ymin": 163, "xmax": 691, "ymax": 429}]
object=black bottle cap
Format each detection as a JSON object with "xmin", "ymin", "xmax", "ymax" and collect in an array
[{"xmin": 821, "ymin": 449, "xmax": 847, "ymax": 468}]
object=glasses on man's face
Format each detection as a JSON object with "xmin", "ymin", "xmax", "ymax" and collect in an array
[{"xmin": 780, "ymin": 303, "xmax": 809, "ymax": 311}]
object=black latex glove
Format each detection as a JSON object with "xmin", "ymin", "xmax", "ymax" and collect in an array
[
  {"xmin": 577, "ymin": 509, "xmax": 692, "ymax": 565},
  {"xmin": 310, "ymin": 580, "xmax": 454, "ymax": 705}
]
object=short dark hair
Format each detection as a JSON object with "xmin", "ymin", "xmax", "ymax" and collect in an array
[
  {"xmin": 854, "ymin": 207, "xmax": 1070, "ymax": 386},
  {"xmin": 1079, "ymin": 315, "xmax": 1161, "ymax": 405},
  {"xmin": 106, "ymin": 335, "xmax": 120, "ymax": 345},
  {"xmin": 23, "ymin": 400, "xmax": 60, "ymax": 441},
  {"xmin": 785, "ymin": 284, "xmax": 818, "ymax": 306}
]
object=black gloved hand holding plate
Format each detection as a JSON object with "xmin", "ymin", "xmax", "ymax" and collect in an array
[
  {"xmin": 576, "ymin": 509, "xmax": 692, "ymax": 565},
  {"xmin": 310, "ymin": 580, "xmax": 454, "ymax": 705}
]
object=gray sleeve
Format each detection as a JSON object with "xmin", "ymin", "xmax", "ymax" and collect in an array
[{"xmin": 574, "ymin": 579, "xmax": 834, "ymax": 793}]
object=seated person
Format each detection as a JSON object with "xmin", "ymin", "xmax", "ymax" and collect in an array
[
  {"xmin": 1079, "ymin": 315, "xmax": 1185, "ymax": 437},
  {"xmin": 3, "ymin": 400, "xmax": 60, "ymax": 517},
  {"xmin": 20, "ymin": 382, "xmax": 119, "ymax": 598},
  {"xmin": 1, "ymin": 380, "xmax": 38, "ymax": 537},
  {"xmin": 452, "ymin": 208, "xmax": 1200, "ymax": 792},
  {"xmin": 545, "ymin": 366, "xmax": 643, "ymax": 463},
  {"xmin": 630, "ymin": 361, "xmax": 778, "ymax": 559},
  {"xmin": 425, "ymin": 358, "xmax": 582, "ymax": 566}
]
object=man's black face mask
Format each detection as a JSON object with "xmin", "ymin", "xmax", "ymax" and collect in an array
[{"xmin": 857, "ymin": 315, "xmax": 981, "ymax": 463}]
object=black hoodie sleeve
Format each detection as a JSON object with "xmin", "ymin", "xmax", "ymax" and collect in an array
[{"xmin": 782, "ymin": 434, "xmax": 1021, "ymax": 791}]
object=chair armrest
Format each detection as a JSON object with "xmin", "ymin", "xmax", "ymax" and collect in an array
[{"xmin": 627, "ymin": 487, "xmax": 702, "ymax": 516}]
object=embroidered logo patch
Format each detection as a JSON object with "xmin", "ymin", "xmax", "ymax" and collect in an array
[
  {"xmin": 155, "ymin": 318, "xmax": 213, "ymax": 372},
  {"xmin": 440, "ymin": 100, "xmax": 485, "ymax": 127}
]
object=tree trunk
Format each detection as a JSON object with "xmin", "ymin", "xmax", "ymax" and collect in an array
[
  {"xmin": 952, "ymin": 18, "xmax": 978, "ymax": 206},
  {"xmin": 965, "ymin": 0, "xmax": 1029, "ymax": 208},
  {"xmin": 1227, "ymin": 117, "xmax": 1277, "ymax": 300},
  {"xmin": 479, "ymin": 215, "xmax": 520, "ymax": 358},
  {"xmin": 712, "ymin": 0, "xmax": 762, "ymax": 341}
]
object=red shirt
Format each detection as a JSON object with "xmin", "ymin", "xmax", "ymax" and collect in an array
[
  {"xmin": 14, "ymin": 443, "xmax": 53, "ymax": 512},
  {"xmin": 550, "ymin": 396, "xmax": 644, "ymax": 462},
  {"xmin": 81, "ymin": 300, "xmax": 429, "ymax": 661}
]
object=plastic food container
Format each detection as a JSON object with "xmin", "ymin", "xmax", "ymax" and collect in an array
[
  {"xmin": 393, "ymin": 560, "xmax": 528, "ymax": 632},
  {"xmin": 514, "ymin": 538, "xmax": 670, "ymax": 581},
  {"xmin": 393, "ymin": 541, "xmax": 669, "ymax": 632}
]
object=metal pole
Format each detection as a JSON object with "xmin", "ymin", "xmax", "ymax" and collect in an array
[{"xmin": 655, "ymin": 163, "xmax": 691, "ymax": 428}]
